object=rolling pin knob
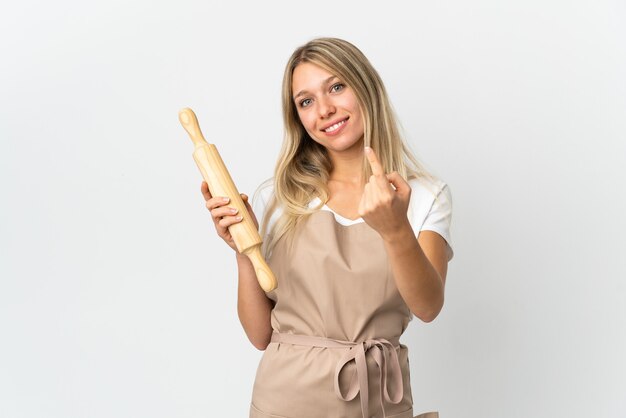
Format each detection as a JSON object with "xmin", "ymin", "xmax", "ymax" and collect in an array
[
  {"xmin": 245, "ymin": 247, "xmax": 277, "ymax": 293},
  {"xmin": 179, "ymin": 108, "xmax": 207, "ymax": 148}
]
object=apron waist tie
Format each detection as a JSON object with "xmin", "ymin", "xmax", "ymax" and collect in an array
[{"xmin": 270, "ymin": 331, "xmax": 404, "ymax": 418}]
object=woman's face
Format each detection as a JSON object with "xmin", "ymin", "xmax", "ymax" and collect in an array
[{"xmin": 291, "ymin": 62, "xmax": 364, "ymax": 155}]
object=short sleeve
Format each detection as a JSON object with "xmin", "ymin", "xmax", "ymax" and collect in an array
[{"xmin": 408, "ymin": 178, "xmax": 454, "ymax": 261}]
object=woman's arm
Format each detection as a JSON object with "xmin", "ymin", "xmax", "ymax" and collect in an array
[
  {"xmin": 201, "ymin": 182, "xmax": 274, "ymax": 350},
  {"xmin": 236, "ymin": 252, "xmax": 275, "ymax": 350},
  {"xmin": 359, "ymin": 147, "xmax": 450, "ymax": 322},
  {"xmin": 381, "ymin": 226, "xmax": 448, "ymax": 322}
]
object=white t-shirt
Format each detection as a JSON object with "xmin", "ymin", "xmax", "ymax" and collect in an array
[{"xmin": 252, "ymin": 176, "xmax": 454, "ymax": 260}]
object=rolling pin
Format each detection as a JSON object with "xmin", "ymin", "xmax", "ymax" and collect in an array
[{"xmin": 178, "ymin": 107, "xmax": 277, "ymax": 292}]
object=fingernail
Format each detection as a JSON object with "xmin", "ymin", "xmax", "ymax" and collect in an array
[
  {"xmin": 222, "ymin": 197, "xmax": 229, "ymax": 203},
  {"xmin": 236, "ymin": 216, "xmax": 243, "ymax": 221},
  {"xmin": 230, "ymin": 208, "xmax": 238, "ymax": 214}
]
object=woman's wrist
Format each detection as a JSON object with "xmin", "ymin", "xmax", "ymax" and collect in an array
[
  {"xmin": 380, "ymin": 218, "xmax": 414, "ymax": 245},
  {"xmin": 236, "ymin": 251, "xmax": 250, "ymax": 263},
  {"xmin": 237, "ymin": 252, "xmax": 261, "ymax": 273}
]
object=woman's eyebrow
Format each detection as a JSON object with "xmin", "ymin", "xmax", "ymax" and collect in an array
[{"xmin": 293, "ymin": 75, "xmax": 338, "ymax": 100}]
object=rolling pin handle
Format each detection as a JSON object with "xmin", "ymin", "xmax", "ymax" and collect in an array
[
  {"xmin": 245, "ymin": 247, "xmax": 278, "ymax": 292},
  {"xmin": 178, "ymin": 108, "xmax": 207, "ymax": 148}
]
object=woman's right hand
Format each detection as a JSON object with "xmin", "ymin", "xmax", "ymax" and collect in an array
[{"xmin": 201, "ymin": 181, "xmax": 259, "ymax": 252}]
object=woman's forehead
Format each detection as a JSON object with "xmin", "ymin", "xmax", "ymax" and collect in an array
[{"xmin": 292, "ymin": 63, "xmax": 338, "ymax": 95}]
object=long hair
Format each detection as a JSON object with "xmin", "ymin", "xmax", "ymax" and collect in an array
[{"xmin": 259, "ymin": 37, "xmax": 435, "ymax": 257}]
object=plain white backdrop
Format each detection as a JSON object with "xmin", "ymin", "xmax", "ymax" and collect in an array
[{"xmin": 1, "ymin": 1, "xmax": 625, "ymax": 417}]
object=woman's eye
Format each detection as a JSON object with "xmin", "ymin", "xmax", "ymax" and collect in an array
[
  {"xmin": 300, "ymin": 98, "xmax": 312, "ymax": 107},
  {"xmin": 331, "ymin": 83, "xmax": 345, "ymax": 92}
]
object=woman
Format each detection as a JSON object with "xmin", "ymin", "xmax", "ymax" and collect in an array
[{"xmin": 202, "ymin": 37, "xmax": 453, "ymax": 418}]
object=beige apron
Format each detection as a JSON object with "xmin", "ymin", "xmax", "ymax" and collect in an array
[{"xmin": 249, "ymin": 210, "xmax": 439, "ymax": 418}]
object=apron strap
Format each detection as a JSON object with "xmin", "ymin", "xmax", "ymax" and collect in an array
[{"xmin": 271, "ymin": 332, "xmax": 403, "ymax": 418}]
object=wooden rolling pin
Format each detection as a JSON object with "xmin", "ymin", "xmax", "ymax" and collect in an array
[{"xmin": 178, "ymin": 107, "xmax": 277, "ymax": 292}]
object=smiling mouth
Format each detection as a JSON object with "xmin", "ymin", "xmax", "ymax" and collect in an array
[{"xmin": 323, "ymin": 118, "xmax": 348, "ymax": 133}]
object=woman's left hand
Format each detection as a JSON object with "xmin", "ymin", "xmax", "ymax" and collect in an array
[{"xmin": 358, "ymin": 147, "xmax": 412, "ymax": 238}]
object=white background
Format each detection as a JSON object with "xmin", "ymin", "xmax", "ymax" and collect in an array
[{"xmin": 1, "ymin": 1, "xmax": 625, "ymax": 417}]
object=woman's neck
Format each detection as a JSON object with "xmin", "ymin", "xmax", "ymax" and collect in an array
[{"xmin": 327, "ymin": 149, "xmax": 364, "ymax": 186}]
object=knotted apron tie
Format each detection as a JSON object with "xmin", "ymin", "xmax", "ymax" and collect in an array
[{"xmin": 271, "ymin": 332, "xmax": 404, "ymax": 418}]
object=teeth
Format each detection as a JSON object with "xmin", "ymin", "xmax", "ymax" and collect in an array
[{"xmin": 324, "ymin": 120, "xmax": 345, "ymax": 132}]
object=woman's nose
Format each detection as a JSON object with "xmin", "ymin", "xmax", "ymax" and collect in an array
[{"xmin": 318, "ymin": 97, "xmax": 336, "ymax": 119}]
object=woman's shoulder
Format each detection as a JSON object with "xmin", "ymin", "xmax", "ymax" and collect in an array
[
  {"xmin": 407, "ymin": 174, "xmax": 450, "ymax": 202},
  {"xmin": 407, "ymin": 174, "xmax": 454, "ymax": 259}
]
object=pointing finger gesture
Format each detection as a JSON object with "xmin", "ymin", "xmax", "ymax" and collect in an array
[{"xmin": 359, "ymin": 147, "xmax": 412, "ymax": 237}]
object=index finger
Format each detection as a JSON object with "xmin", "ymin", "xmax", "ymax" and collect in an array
[{"xmin": 365, "ymin": 147, "xmax": 385, "ymax": 177}]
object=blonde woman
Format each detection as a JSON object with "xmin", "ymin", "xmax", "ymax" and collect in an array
[{"xmin": 202, "ymin": 37, "xmax": 452, "ymax": 418}]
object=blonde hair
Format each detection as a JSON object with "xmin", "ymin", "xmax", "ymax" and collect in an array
[{"xmin": 259, "ymin": 37, "xmax": 436, "ymax": 257}]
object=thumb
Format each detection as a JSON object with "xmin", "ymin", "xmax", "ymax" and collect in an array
[{"xmin": 241, "ymin": 193, "xmax": 253, "ymax": 209}]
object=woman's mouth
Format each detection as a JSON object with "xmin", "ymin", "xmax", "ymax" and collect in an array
[{"xmin": 322, "ymin": 118, "xmax": 348, "ymax": 136}]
